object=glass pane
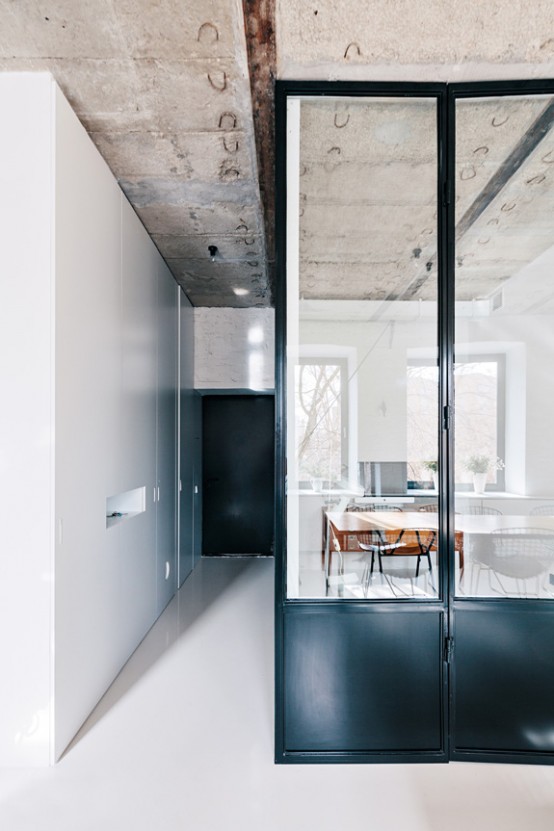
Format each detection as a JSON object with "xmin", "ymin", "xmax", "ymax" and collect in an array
[
  {"xmin": 286, "ymin": 95, "xmax": 439, "ymax": 599},
  {"xmin": 455, "ymin": 94, "xmax": 554, "ymax": 598}
]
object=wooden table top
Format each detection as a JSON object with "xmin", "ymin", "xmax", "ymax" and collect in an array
[{"xmin": 326, "ymin": 511, "xmax": 554, "ymax": 535}]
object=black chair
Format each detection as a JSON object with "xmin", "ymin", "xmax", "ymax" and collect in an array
[{"xmin": 358, "ymin": 525, "xmax": 436, "ymax": 591}]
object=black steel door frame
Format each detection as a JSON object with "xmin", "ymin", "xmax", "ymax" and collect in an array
[
  {"xmin": 448, "ymin": 80, "xmax": 554, "ymax": 766},
  {"xmin": 275, "ymin": 78, "xmax": 554, "ymax": 765}
]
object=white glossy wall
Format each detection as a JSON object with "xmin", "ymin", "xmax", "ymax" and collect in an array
[
  {"xmin": 0, "ymin": 73, "xmax": 55, "ymax": 767},
  {"xmin": 0, "ymin": 74, "xmax": 191, "ymax": 765}
]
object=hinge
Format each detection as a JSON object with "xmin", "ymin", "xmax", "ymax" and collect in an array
[
  {"xmin": 443, "ymin": 405, "xmax": 452, "ymax": 431},
  {"xmin": 443, "ymin": 179, "xmax": 452, "ymax": 206},
  {"xmin": 444, "ymin": 636, "xmax": 454, "ymax": 663}
]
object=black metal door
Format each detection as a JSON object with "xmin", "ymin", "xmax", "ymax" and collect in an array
[{"xmin": 202, "ymin": 395, "xmax": 274, "ymax": 555}]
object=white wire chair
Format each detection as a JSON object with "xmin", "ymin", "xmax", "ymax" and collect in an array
[
  {"xmin": 418, "ymin": 503, "xmax": 438, "ymax": 513},
  {"xmin": 530, "ymin": 504, "xmax": 554, "ymax": 516},
  {"xmin": 467, "ymin": 504, "xmax": 503, "ymax": 516},
  {"xmin": 482, "ymin": 527, "xmax": 554, "ymax": 597}
]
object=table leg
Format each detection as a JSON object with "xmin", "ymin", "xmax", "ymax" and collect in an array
[{"xmin": 324, "ymin": 517, "xmax": 331, "ymax": 590}]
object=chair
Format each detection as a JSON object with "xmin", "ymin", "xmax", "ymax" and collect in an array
[
  {"xmin": 344, "ymin": 505, "xmax": 404, "ymax": 551},
  {"xmin": 485, "ymin": 527, "xmax": 554, "ymax": 596},
  {"xmin": 357, "ymin": 525, "xmax": 436, "ymax": 592},
  {"xmin": 357, "ymin": 531, "xmax": 406, "ymax": 593},
  {"xmin": 530, "ymin": 504, "xmax": 554, "ymax": 516},
  {"xmin": 417, "ymin": 505, "xmax": 438, "ymax": 551},
  {"xmin": 465, "ymin": 505, "xmax": 503, "ymax": 592},
  {"xmin": 365, "ymin": 504, "xmax": 405, "ymax": 512}
]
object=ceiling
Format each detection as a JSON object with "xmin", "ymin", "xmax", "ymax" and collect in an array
[
  {"xmin": 2, "ymin": 1, "xmax": 554, "ymax": 308},
  {"xmin": 0, "ymin": 0, "xmax": 272, "ymax": 307},
  {"xmin": 298, "ymin": 95, "xmax": 554, "ymax": 306}
]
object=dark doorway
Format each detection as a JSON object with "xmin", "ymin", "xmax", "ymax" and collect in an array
[{"xmin": 202, "ymin": 395, "xmax": 274, "ymax": 555}]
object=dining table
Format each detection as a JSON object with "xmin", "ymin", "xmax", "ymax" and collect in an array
[{"xmin": 323, "ymin": 511, "xmax": 554, "ymax": 586}]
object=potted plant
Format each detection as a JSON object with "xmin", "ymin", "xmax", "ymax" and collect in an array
[
  {"xmin": 423, "ymin": 460, "xmax": 439, "ymax": 491},
  {"xmin": 464, "ymin": 455, "xmax": 504, "ymax": 493}
]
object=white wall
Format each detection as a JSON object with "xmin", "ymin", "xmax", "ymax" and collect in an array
[
  {"xmin": 194, "ymin": 308, "xmax": 274, "ymax": 389},
  {"xmin": 0, "ymin": 74, "xmax": 192, "ymax": 765},
  {"xmin": 0, "ymin": 73, "xmax": 55, "ymax": 767}
]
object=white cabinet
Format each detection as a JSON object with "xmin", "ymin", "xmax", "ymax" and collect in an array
[
  {"xmin": 0, "ymin": 74, "xmax": 187, "ymax": 765},
  {"xmin": 178, "ymin": 292, "xmax": 196, "ymax": 585},
  {"xmin": 156, "ymin": 262, "xmax": 178, "ymax": 613}
]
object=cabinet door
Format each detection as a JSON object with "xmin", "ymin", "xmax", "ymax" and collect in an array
[
  {"xmin": 179, "ymin": 291, "xmax": 195, "ymax": 585},
  {"xmin": 156, "ymin": 262, "xmax": 178, "ymax": 613},
  {"xmin": 120, "ymin": 199, "xmax": 158, "ymax": 637}
]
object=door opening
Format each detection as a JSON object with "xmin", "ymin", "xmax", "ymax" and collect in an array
[{"xmin": 202, "ymin": 394, "xmax": 275, "ymax": 556}]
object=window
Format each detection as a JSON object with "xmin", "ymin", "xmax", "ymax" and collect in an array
[
  {"xmin": 295, "ymin": 358, "xmax": 348, "ymax": 486},
  {"xmin": 407, "ymin": 355, "xmax": 506, "ymax": 490}
]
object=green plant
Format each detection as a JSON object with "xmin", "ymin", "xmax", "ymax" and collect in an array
[
  {"xmin": 423, "ymin": 460, "xmax": 438, "ymax": 473},
  {"xmin": 465, "ymin": 454, "xmax": 505, "ymax": 475}
]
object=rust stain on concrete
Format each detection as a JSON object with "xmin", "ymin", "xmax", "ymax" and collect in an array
[{"xmin": 242, "ymin": 0, "xmax": 276, "ymax": 299}]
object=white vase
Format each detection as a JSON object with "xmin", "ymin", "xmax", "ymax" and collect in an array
[
  {"xmin": 472, "ymin": 472, "xmax": 487, "ymax": 494},
  {"xmin": 432, "ymin": 472, "xmax": 439, "ymax": 491}
]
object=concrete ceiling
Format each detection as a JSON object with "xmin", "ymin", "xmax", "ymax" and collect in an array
[
  {"xmin": 281, "ymin": 0, "xmax": 554, "ymax": 308},
  {"xmin": 298, "ymin": 94, "xmax": 554, "ymax": 305},
  {"xmin": 0, "ymin": 0, "xmax": 272, "ymax": 307},
  {"xmin": 3, "ymin": 1, "xmax": 554, "ymax": 308}
]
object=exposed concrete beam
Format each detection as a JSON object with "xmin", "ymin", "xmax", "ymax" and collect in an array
[
  {"xmin": 404, "ymin": 98, "xmax": 554, "ymax": 300},
  {"xmin": 456, "ymin": 98, "xmax": 554, "ymax": 241}
]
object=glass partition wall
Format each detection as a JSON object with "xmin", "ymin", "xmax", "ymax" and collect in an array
[
  {"xmin": 286, "ymin": 94, "xmax": 442, "ymax": 601},
  {"xmin": 276, "ymin": 81, "xmax": 554, "ymax": 765},
  {"xmin": 454, "ymin": 94, "xmax": 554, "ymax": 600}
]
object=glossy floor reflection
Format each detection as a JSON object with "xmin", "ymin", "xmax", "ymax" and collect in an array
[{"xmin": 2, "ymin": 557, "xmax": 554, "ymax": 831}]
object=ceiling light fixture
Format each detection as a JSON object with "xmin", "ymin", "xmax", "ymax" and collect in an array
[{"xmin": 233, "ymin": 287, "xmax": 250, "ymax": 296}]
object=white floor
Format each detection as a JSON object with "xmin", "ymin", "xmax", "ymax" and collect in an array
[{"xmin": 2, "ymin": 557, "xmax": 554, "ymax": 830}]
